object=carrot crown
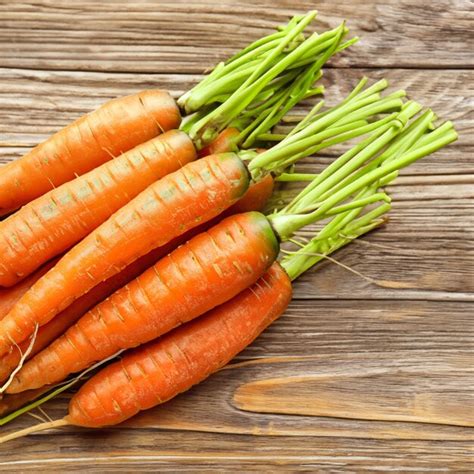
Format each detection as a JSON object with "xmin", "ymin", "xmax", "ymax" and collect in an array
[{"xmin": 180, "ymin": 11, "xmax": 357, "ymax": 150}]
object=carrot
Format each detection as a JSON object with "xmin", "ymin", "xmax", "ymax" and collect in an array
[
  {"xmin": 0, "ymin": 79, "xmax": 444, "ymax": 359},
  {"xmin": 7, "ymin": 212, "xmax": 278, "ymax": 392},
  {"xmin": 0, "ymin": 152, "xmax": 251, "ymax": 356},
  {"xmin": 0, "ymin": 90, "xmax": 180, "ymax": 216},
  {"xmin": 0, "ymin": 263, "xmax": 291, "ymax": 437},
  {"xmin": 0, "ymin": 171, "xmax": 275, "ymax": 385},
  {"xmin": 197, "ymin": 127, "xmax": 240, "ymax": 158},
  {"xmin": 69, "ymin": 262, "xmax": 292, "ymax": 427},
  {"xmin": 0, "ymin": 260, "xmax": 57, "ymax": 320},
  {"xmin": 227, "ymin": 173, "xmax": 274, "ymax": 214},
  {"xmin": 0, "ymin": 131, "xmax": 196, "ymax": 287}
]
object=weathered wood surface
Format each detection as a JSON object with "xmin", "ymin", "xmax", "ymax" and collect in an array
[{"xmin": 0, "ymin": 0, "xmax": 473, "ymax": 471}]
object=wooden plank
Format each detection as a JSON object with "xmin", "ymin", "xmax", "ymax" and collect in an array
[
  {"xmin": 0, "ymin": 300, "xmax": 471, "ymax": 467},
  {"xmin": 0, "ymin": 68, "xmax": 472, "ymax": 175},
  {"xmin": 0, "ymin": 0, "xmax": 472, "ymax": 71}
]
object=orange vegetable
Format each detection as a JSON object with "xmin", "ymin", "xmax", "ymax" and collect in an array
[
  {"xmin": 0, "ymin": 130, "xmax": 196, "ymax": 287},
  {"xmin": 0, "ymin": 249, "xmax": 163, "ymax": 383},
  {"xmin": 0, "ymin": 174, "xmax": 273, "ymax": 385},
  {"xmin": 69, "ymin": 262, "xmax": 291, "ymax": 427},
  {"xmin": 0, "ymin": 260, "xmax": 57, "ymax": 320},
  {"xmin": 197, "ymin": 127, "xmax": 240, "ymax": 158},
  {"xmin": 0, "ymin": 90, "xmax": 180, "ymax": 216},
  {"xmin": 7, "ymin": 212, "xmax": 278, "ymax": 393},
  {"xmin": 0, "ymin": 153, "xmax": 250, "ymax": 357}
]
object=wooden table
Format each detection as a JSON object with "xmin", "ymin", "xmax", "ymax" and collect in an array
[{"xmin": 0, "ymin": 1, "xmax": 472, "ymax": 470}]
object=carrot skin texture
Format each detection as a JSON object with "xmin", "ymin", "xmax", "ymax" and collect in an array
[
  {"xmin": 198, "ymin": 127, "xmax": 240, "ymax": 158},
  {"xmin": 0, "ymin": 90, "xmax": 180, "ymax": 216},
  {"xmin": 227, "ymin": 174, "xmax": 274, "ymax": 214},
  {"xmin": 8, "ymin": 212, "xmax": 279, "ymax": 393},
  {"xmin": 0, "ymin": 247, "xmax": 167, "ymax": 383},
  {"xmin": 0, "ymin": 153, "xmax": 250, "ymax": 357},
  {"xmin": 68, "ymin": 262, "xmax": 292, "ymax": 428},
  {"xmin": 0, "ymin": 260, "xmax": 57, "ymax": 320},
  {"xmin": 0, "ymin": 130, "xmax": 196, "ymax": 287}
]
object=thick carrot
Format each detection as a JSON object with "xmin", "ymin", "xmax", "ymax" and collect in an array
[
  {"xmin": 0, "ymin": 131, "xmax": 196, "ymax": 287},
  {"xmin": 7, "ymin": 212, "xmax": 278, "ymax": 392},
  {"xmin": 0, "ymin": 174, "xmax": 274, "ymax": 385},
  {"xmin": 0, "ymin": 153, "xmax": 250, "ymax": 357},
  {"xmin": 68, "ymin": 262, "xmax": 291, "ymax": 427},
  {"xmin": 0, "ymin": 90, "xmax": 180, "ymax": 216}
]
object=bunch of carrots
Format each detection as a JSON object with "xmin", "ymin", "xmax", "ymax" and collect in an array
[{"xmin": 0, "ymin": 11, "xmax": 457, "ymax": 443}]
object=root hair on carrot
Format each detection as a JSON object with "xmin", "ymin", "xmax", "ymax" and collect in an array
[{"xmin": 0, "ymin": 324, "xmax": 39, "ymax": 394}]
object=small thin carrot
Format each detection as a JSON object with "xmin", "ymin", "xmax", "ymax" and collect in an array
[
  {"xmin": 0, "ymin": 130, "xmax": 196, "ymax": 287},
  {"xmin": 0, "ymin": 90, "xmax": 181, "ymax": 216},
  {"xmin": 197, "ymin": 127, "xmax": 241, "ymax": 158}
]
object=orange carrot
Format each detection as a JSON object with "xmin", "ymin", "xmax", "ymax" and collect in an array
[
  {"xmin": 0, "ymin": 130, "xmax": 196, "ymax": 287},
  {"xmin": 227, "ymin": 173, "xmax": 274, "ymax": 214},
  {"xmin": 0, "ymin": 174, "xmax": 274, "ymax": 385},
  {"xmin": 0, "ymin": 90, "xmax": 180, "ymax": 216},
  {"xmin": 7, "ymin": 212, "xmax": 278, "ymax": 392},
  {"xmin": 0, "ymin": 260, "xmax": 57, "ymax": 320},
  {"xmin": 0, "ymin": 263, "xmax": 291, "ymax": 436},
  {"xmin": 197, "ymin": 127, "xmax": 240, "ymax": 158},
  {"xmin": 0, "ymin": 153, "xmax": 250, "ymax": 357},
  {"xmin": 69, "ymin": 262, "xmax": 292, "ymax": 427}
]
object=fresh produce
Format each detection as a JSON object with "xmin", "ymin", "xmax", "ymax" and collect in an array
[
  {"xmin": 6, "ymin": 97, "xmax": 457, "ymax": 393},
  {"xmin": 0, "ymin": 131, "xmax": 197, "ymax": 287},
  {"xmin": 0, "ymin": 167, "xmax": 277, "ymax": 384},
  {"xmin": 0, "ymin": 90, "xmax": 181, "ymax": 216},
  {"xmin": 0, "ymin": 78, "xmax": 406, "ymax": 358},
  {"xmin": 0, "ymin": 184, "xmax": 393, "ymax": 436}
]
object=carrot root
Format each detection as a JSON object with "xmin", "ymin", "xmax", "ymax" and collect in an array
[{"xmin": 0, "ymin": 418, "xmax": 69, "ymax": 444}]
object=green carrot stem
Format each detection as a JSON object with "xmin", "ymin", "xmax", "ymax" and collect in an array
[
  {"xmin": 281, "ymin": 200, "xmax": 391, "ymax": 281},
  {"xmin": 189, "ymin": 18, "xmax": 346, "ymax": 148},
  {"xmin": 316, "ymin": 108, "xmax": 436, "ymax": 202},
  {"xmin": 247, "ymin": 92, "xmax": 401, "ymax": 173},
  {"xmin": 270, "ymin": 115, "xmax": 398, "ymax": 174},
  {"xmin": 276, "ymin": 173, "xmax": 319, "ymax": 182},
  {"xmin": 283, "ymin": 102, "xmax": 423, "ymax": 213},
  {"xmin": 188, "ymin": 11, "xmax": 317, "ymax": 114},
  {"xmin": 273, "ymin": 126, "xmax": 457, "ymax": 240},
  {"xmin": 257, "ymin": 133, "xmax": 287, "ymax": 142}
]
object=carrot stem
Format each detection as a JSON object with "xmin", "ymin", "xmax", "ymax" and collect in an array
[{"xmin": 266, "ymin": 102, "xmax": 457, "ymax": 240}]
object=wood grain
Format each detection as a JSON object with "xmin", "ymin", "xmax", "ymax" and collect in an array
[
  {"xmin": 0, "ymin": 0, "xmax": 472, "ymax": 72},
  {"xmin": 0, "ymin": 0, "xmax": 473, "ymax": 470}
]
